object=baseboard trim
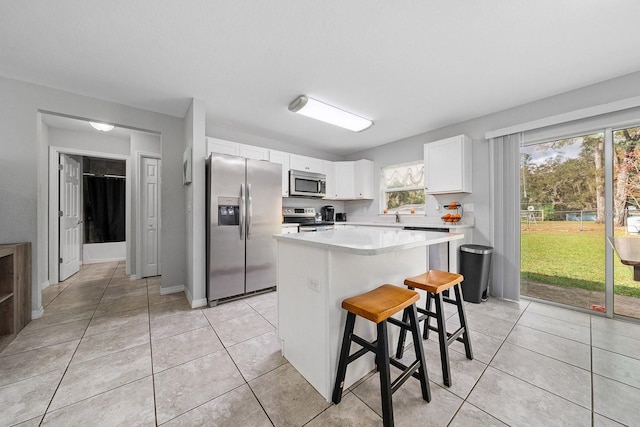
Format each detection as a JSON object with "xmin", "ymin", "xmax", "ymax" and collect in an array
[
  {"xmin": 160, "ymin": 284, "xmax": 185, "ymax": 296},
  {"xmin": 129, "ymin": 275, "xmax": 138, "ymax": 280},
  {"xmin": 40, "ymin": 280, "xmax": 51, "ymax": 291},
  {"xmin": 32, "ymin": 306, "xmax": 44, "ymax": 319},
  {"xmin": 184, "ymin": 286, "xmax": 207, "ymax": 309}
]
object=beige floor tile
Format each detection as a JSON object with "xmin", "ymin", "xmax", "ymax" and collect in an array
[
  {"xmin": 152, "ymin": 326, "xmax": 223, "ymax": 372},
  {"xmin": 202, "ymin": 299, "xmax": 256, "ymax": 324},
  {"xmin": 100, "ymin": 284, "xmax": 147, "ymax": 302},
  {"xmin": 490, "ymin": 342, "xmax": 591, "ymax": 408},
  {"xmin": 154, "ymin": 349, "xmax": 245, "ymax": 424},
  {"xmin": 449, "ymin": 329, "xmax": 503, "ymax": 365},
  {"xmin": 162, "ymin": 384, "xmax": 272, "ymax": 427},
  {"xmin": 592, "ymin": 328, "xmax": 640, "ymax": 361},
  {"xmin": 245, "ymin": 291, "xmax": 277, "ymax": 313},
  {"xmin": 1, "ymin": 319, "xmax": 89, "ymax": 356},
  {"xmin": 23, "ymin": 305, "xmax": 95, "ymax": 331},
  {"xmin": 148, "ymin": 289, "xmax": 186, "ymax": 306},
  {"xmin": 85, "ymin": 306, "xmax": 149, "ymax": 337},
  {"xmin": 352, "ymin": 371, "xmax": 463, "ymax": 427},
  {"xmin": 149, "ymin": 298, "xmax": 193, "ymax": 319},
  {"xmin": 517, "ymin": 311, "xmax": 591, "ymax": 344},
  {"xmin": 593, "ymin": 374, "xmax": 640, "ymax": 426},
  {"xmin": 305, "ymin": 392, "xmax": 381, "ymax": 427},
  {"xmin": 50, "ymin": 344, "xmax": 152, "ymax": 410},
  {"xmin": 226, "ymin": 330, "xmax": 287, "ymax": 381},
  {"xmin": 41, "ymin": 376, "xmax": 155, "ymax": 426},
  {"xmin": 150, "ymin": 309, "xmax": 210, "ymax": 341},
  {"xmin": 591, "ymin": 315, "xmax": 640, "ymax": 341},
  {"xmin": 448, "ymin": 310, "xmax": 516, "ymax": 341},
  {"xmin": 93, "ymin": 293, "xmax": 148, "ymax": 317},
  {"xmin": 43, "ymin": 297, "xmax": 99, "ymax": 314},
  {"xmin": 12, "ymin": 415, "xmax": 44, "ymax": 426},
  {"xmin": 525, "ymin": 301, "xmax": 591, "ymax": 326},
  {"xmin": 250, "ymin": 363, "xmax": 331, "ymax": 427},
  {"xmin": 465, "ymin": 297, "xmax": 527, "ymax": 323},
  {"xmin": 449, "ymin": 402, "xmax": 508, "ymax": 427},
  {"xmin": 593, "ymin": 412, "xmax": 626, "ymax": 427},
  {"xmin": 72, "ymin": 321, "xmax": 149, "ymax": 364},
  {"xmin": 212, "ymin": 312, "xmax": 275, "ymax": 347},
  {"xmin": 399, "ymin": 339, "xmax": 487, "ymax": 399},
  {"xmin": 0, "ymin": 369, "xmax": 64, "ymax": 426},
  {"xmin": 506, "ymin": 324, "xmax": 591, "ymax": 370},
  {"xmin": 0, "ymin": 340, "xmax": 78, "ymax": 387},
  {"xmin": 467, "ymin": 367, "xmax": 591, "ymax": 426},
  {"xmin": 593, "ymin": 347, "xmax": 640, "ymax": 389}
]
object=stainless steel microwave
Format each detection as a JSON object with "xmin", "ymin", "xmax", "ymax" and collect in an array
[{"xmin": 289, "ymin": 169, "xmax": 326, "ymax": 198}]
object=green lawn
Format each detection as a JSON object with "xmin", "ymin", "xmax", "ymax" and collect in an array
[{"xmin": 521, "ymin": 222, "xmax": 640, "ymax": 298}]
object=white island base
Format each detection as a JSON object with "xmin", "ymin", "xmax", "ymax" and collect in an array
[{"xmin": 275, "ymin": 228, "xmax": 463, "ymax": 401}]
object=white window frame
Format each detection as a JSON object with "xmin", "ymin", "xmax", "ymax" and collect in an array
[{"xmin": 380, "ymin": 161, "xmax": 425, "ymax": 214}]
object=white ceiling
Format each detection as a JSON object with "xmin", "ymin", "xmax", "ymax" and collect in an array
[{"xmin": 2, "ymin": 1, "xmax": 640, "ymax": 155}]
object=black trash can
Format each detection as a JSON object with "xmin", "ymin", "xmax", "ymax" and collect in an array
[{"xmin": 459, "ymin": 244, "xmax": 493, "ymax": 303}]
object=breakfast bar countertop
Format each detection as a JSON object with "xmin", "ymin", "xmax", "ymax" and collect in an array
[{"xmin": 273, "ymin": 227, "xmax": 463, "ymax": 255}]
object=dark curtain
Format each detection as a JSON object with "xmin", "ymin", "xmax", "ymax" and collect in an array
[{"xmin": 85, "ymin": 176, "xmax": 126, "ymax": 242}]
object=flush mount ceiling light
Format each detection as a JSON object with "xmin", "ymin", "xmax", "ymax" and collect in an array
[
  {"xmin": 89, "ymin": 122, "xmax": 115, "ymax": 132},
  {"xmin": 288, "ymin": 96, "xmax": 373, "ymax": 132}
]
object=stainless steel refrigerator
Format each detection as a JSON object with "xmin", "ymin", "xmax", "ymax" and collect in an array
[{"xmin": 206, "ymin": 153, "xmax": 282, "ymax": 305}]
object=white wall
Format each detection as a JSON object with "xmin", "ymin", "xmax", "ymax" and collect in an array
[
  {"xmin": 0, "ymin": 76, "xmax": 185, "ymax": 314},
  {"xmin": 49, "ymin": 127, "xmax": 130, "ymax": 155},
  {"xmin": 184, "ymin": 99, "xmax": 207, "ymax": 307}
]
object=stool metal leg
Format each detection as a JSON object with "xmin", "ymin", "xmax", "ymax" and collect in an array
[
  {"xmin": 434, "ymin": 292, "xmax": 452, "ymax": 387},
  {"xmin": 377, "ymin": 320, "xmax": 394, "ymax": 427},
  {"xmin": 422, "ymin": 292, "xmax": 432, "ymax": 340},
  {"xmin": 394, "ymin": 307, "xmax": 410, "ymax": 359},
  {"xmin": 407, "ymin": 304, "xmax": 431, "ymax": 402},
  {"xmin": 453, "ymin": 283, "xmax": 473, "ymax": 360},
  {"xmin": 332, "ymin": 312, "xmax": 356, "ymax": 404}
]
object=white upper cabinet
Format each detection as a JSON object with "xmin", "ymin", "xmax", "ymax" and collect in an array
[
  {"xmin": 424, "ymin": 135, "xmax": 472, "ymax": 194},
  {"xmin": 206, "ymin": 137, "xmax": 268, "ymax": 160},
  {"xmin": 207, "ymin": 137, "xmax": 238, "ymax": 156},
  {"xmin": 239, "ymin": 143, "xmax": 269, "ymax": 160},
  {"xmin": 324, "ymin": 160, "xmax": 337, "ymax": 199},
  {"xmin": 269, "ymin": 150, "xmax": 290, "ymax": 197},
  {"xmin": 324, "ymin": 159, "xmax": 374, "ymax": 200},
  {"xmin": 335, "ymin": 161, "xmax": 355, "ymax": 199},
  {"xmin": 354, "ymin": 159, "xmax": 375, "ymax": 199},
  {"xmin": 289, "ymin": 154, "xmax": 324, "ymax": 174}
]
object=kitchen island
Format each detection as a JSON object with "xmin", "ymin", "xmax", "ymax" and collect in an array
[{"xmin": 273, "ymin": 227, "xmax": 463, "ymax": 401}]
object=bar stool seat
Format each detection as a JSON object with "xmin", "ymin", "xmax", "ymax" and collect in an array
[
  {"xmin": 396, "ymin": 270, "xmax": 473, "ymax": 387},
  {"xmin": 333, "ymin": 284, "xmax": 431, "ymax": 427}
]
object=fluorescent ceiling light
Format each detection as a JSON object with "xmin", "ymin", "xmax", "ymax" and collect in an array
[
  {"xmin": 288, "ymin": 96, "xmax": 373, "ymax": 132},
  {"xmin": 89, "ymin": 122, "xmax": 115, "ymax": 132}
]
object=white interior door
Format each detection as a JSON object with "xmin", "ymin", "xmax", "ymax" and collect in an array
[
  {"xmin": 141, "ymin": 157, "xmax": 159, "ymax": 277},
  {"xmin": 59, "ymin": 154, "xmax": 81, "ymax": 281}
]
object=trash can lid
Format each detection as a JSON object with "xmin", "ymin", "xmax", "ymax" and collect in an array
[{"xmin": 460, "ymin": 244, "xmax": 494, "ymax": 254}]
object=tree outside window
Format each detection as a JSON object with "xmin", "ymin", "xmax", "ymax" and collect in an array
[{"xmin": 381, "ymin": 161, "xmax": 425, "ymax": 213}]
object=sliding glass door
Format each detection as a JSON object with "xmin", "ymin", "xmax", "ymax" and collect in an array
[
  {"xmin": 520, "ymin": 132, "xmax": 606, "ymax": 312},
  {"xmin": 612, "ymin": 125, "xmax": 640, "ymax": 318}
]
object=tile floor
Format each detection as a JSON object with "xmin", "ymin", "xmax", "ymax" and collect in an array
[{"xmin": 1, "ymin": 261, "xmax": 639, "ymax": 426}]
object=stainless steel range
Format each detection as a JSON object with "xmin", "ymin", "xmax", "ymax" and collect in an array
[{"xmin": 282, "ymin": 207, "xmax": 334, "ymax": 232}]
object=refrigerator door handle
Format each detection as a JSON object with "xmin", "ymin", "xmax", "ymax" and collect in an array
[
  {"xmin": 246, "ymin": 183, "xmax": 252, "ymax": 239},
  {"xmin": 240, "ymin": 183, "xmax": 245, "ymax": 240}
]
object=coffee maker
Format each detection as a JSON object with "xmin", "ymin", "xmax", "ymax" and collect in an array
[{"xmin": 321, "ymin": 205, "xmax": 335, "ymax": 222}]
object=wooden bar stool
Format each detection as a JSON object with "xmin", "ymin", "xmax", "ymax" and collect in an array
[
  {"xmin": 333, "ymin": 284, "xmax": 431, "ymax": 427},
  {"xmin": 396, "ymin": 270, "xmax": 473, "ymax": 387}
]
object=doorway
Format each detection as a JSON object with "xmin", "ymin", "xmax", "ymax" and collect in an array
[{"xmin": 520, "ymin": 125, "xmax": 640, "ymax": 319}]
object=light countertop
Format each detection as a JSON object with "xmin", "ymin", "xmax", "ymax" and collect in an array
[
  {"xmin": 341, "ymin": 221, "xmax": 474, "ymax": 230},
  {"xmin": 273, "ymin": 227, "xmax": 463, "ymax": 255}
]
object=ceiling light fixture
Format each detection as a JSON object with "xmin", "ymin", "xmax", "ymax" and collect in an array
[
  {"xmin": 89, "ymin": 122, "xmax": 115, "ymax": 132},
  {"xmin": 288, "ymin": 96, "xmax": 373, "ymax": 132}
]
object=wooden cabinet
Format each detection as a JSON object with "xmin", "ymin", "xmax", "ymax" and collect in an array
[
  {"xmin": 424, "ymin": 135, "xmax": 472, "ymax": 194},
  {"xmin": 290, "ymin": 154, "xmax": 324, "ymax": 174},
  {"xmin": 0, "ymin": 242, "xmax": 31, "ymax": 352},
  {"xmin": 269, "ymin": 150, "xmax": 290, "ymax": 197}
]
